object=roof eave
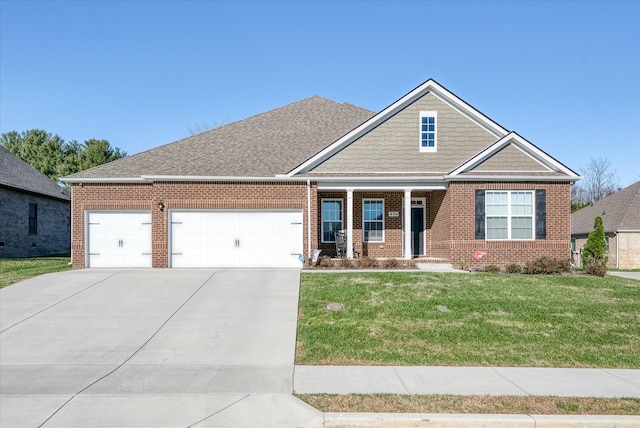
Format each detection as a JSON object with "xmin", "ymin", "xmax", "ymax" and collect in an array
[{"xmin": 444, "ymin": 175, "xmax": 579, "ymax": 182}]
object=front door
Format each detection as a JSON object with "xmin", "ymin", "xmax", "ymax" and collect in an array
[{"xmin": 411, "ymin": 205, "xmax": 425, "ymax": 256}]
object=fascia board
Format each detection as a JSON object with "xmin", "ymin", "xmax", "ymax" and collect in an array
[
  {"xmin": 444, "ymin": 174, "xmax": 580, "ymax": 182},
  {"xmin": 61, "ymin": 177, "xmax": 147, "ymax": 184},
  {"xmin": 288, "ymin": 79, "xmax": 509, "ymax": 176},
  {"xmin": 318, "ymin": 181, "xmax": 448, "ymax": 191}
]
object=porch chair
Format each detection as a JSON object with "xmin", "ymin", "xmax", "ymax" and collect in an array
[{"xmin": 334, "ymin": 230, "xmax": 360, "ymax": 258}]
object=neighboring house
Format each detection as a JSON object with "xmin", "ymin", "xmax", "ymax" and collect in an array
[
  {"xmin": 0, "ymin": 146, "xmax": 71, "ymax": 257},
  {"xmin": 62, "ymin": 79, "xmax": 580, "ymax": 269},
  {"xmin": 571, "ymin": 181, "xmax": 640, "ymax": 269}
]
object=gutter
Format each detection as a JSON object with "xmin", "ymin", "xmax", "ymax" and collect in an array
[
  {"xmin": 444, "ymin": 175, "xmax": 577, "ymax": 182},
  {"xmin": 307, "ymin": 180, "xmax": 312, "ymax": 267}
]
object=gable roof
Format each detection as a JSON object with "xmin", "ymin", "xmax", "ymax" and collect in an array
[
  {"xmin": 288, "ymin": 79, "xmax": 510, "ymax": 176},
  {"xmin": 0, "ymin": 146, "xmax": 70, "ymax": 201},
  {"xmin": 447, "ymin": 132, "xmax": 581, "ymax": 181},
  {"xmin": 63, "ymin": 96, "xmax": 374, "ymax": 181},
  {"xmin": 571, "ymin": 181, "xmax": 640, "ymax": 235}
]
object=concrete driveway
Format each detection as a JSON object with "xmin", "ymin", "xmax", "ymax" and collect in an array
[{"xmin": 0, "ymin": 269, "xmax": 321, "ymax": 428}]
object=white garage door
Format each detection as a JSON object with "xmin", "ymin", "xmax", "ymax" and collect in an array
[
  {"xmin": 170, "ymin": 210, "xmax": 303, "ymax": 268},
  {"xmin": 87, "ymin": 211, "xmax": 152, "ymax": 268}
]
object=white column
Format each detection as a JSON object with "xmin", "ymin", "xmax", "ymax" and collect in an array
[
  {"xmin": 404, "ymin": 189, "xmax": 412, "ymax": 260},
  {"xmin": 346, "ymin": 188, "xmax": 354, "ymax": 259}
]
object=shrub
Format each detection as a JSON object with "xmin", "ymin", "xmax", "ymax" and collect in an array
[
  {"xmin": 356, "ymin": 257, "xmax": 378, "ymax": 269},
  {"xmin": 523, "ymin": 257, "xmax": 571, "ymax": 275},
  {"xmin": 381, "ymin": 258, "xmax": 400, "ymax": 269},
  {"xmin": 584, "ymin": 261, "xmax": 607, "ymax": 277},
  {"xmin": 483, "ymin": 264, "xmax": 501, "ymax": 274},
  {"xmin": 581, "ymin": 216, "xmax": 607, "ymax": 271},
  {"xmin": 317, "ymin": 256, "xmax": 334, "ymax": 268},
  {"xmin": 338, "ymin": 258, "xmax": 353, "ymax": 269},
  {"xmin": 505, "ymin": 263, "xmax": 522, "ymax": 274}
]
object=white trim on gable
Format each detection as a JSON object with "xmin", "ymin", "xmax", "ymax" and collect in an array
[
  {"xmin": 447, "ymin": 132, "xmax": 581, "ymax": 180},
  {"xmin": 287, "ymin": 79, "xmax": 509, "ymax": 176}
]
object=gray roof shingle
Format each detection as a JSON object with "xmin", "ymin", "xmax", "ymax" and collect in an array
[
  {"xmin": 0, "ymin": 146, "xmax": 70, "ymax": 201},
  {"xmin": 571, "ymin": 181, "xmax": 640, "ymax": 234},
  {"xmin": 65, "ymin": 96, "xmax": 375, "ymax": 180}
]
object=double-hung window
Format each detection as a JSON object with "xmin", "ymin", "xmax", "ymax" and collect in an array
[
  {"xmin": 420, "ymin": 111, "xmax": 437, "ymax": 152},
  {"xmin": 486, "ymin": 191, "xmax": 534, "ymax": 240},
  {"xmin": 321, "ymin": 199, "xmax": 343, "ymax": 243},
  {"xmin": 363, "ymin": 199, "xmax": 384, "ymax": 242}
]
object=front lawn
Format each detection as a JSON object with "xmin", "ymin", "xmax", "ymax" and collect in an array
[
  {"xmin": 296, "ymin": 272, "xmax": 640, "ymax": 368},
  {"xmin": 0, "ymin": 256, "xmax": 71, "ymax": 289}
]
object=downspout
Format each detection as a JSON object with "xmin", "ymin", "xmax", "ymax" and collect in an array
[
  {"xmin": 614, "ymin": 231, "xmax": 619, "ymax": 269},
  {"xmin": 307, "ymin": 180, "xmax": 312, "ymax": 267}
]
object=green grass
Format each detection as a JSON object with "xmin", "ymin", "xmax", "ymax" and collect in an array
[
  {"xmin": 296, "ymin": 272, "xmax": 640, "ymax": 368},
  {"xmin": 0, "ymin": 256, "xmax": 71, "ymax": 288}
]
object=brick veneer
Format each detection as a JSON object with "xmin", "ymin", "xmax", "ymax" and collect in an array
[
  {"xmin": 71, "ymin": 181, "xmax": 310, "ymax": 268},
  {"xmin": 72, "ymin": 180, "xmax": 571, "ymax": 268}
]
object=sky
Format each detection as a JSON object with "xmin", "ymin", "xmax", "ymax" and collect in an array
[{"xmin": 1, "ymin": 0, "xmax": 639, "ymax": 186}]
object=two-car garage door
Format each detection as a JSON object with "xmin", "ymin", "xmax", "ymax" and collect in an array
[
  {"xmin": 170, "ymin": 210, "xmax": 303, "ymax": 268},
  {"xmin": 85, "ymin": 210, "xmax": 303, "ymax": 268}
]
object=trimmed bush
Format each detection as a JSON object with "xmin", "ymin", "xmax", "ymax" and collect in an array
[
  {"xmin": 523, "ymin": 257, "xmax": 571, "ymax": 275},
  {"xmin": 356, "ymin": 257, "xmax": 378, "ymax": 269},
  {"xmin": 505, "ymin": 263, "xmax": 522, "ymax": 274},
  {"xmin": 317, "ymin": 256, "xmax": 333, "ymax": 268},
  {"xmin": 338, "ymin": 258, "xmax": 353, "ymax": 269},
  {"xmin": 381, "ymin": 258, "xmax": 400, "ymax": 269},
  {"xmin": 483, "ymin": 264, "xmax": 501, "ymax": 274},
  {"xmin": 581, "ymin": 216, "xmax": 608, "ymax": 272},
  {"xmin": 584, "ymin": 261, "xmax": 607, "ymax": 277}
]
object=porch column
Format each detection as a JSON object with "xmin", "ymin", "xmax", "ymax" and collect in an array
[
  {"xmin": 346, "ymin": 188, "xmax": 354, "ymax": 259},
  {"xmin": 404, "ymin": 189, "xmax": 412, "ymax": 260}
]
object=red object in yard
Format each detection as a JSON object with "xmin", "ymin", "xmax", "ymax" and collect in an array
[{"xmin": 473, "ymin": 250, "xmax": 487, "ymax": 260}]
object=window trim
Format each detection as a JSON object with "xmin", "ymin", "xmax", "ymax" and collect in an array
[
  {"xmin": 485, "ymin": 190, "xmax": 535, "ymax": 241},
  {"xmin": 362, "ymin": 198, "xmax": 385, "ymax": 243},
  {"xmin": 321, "ymin": 198, "xmax": 343, "ymax": 243},
  {"xmin": 419, "ymin": 111, "xmax": 437, "ymax": 153},
  {"xmin": 28, "ymin": 203, "xmax": 38, "ymax": 234}
]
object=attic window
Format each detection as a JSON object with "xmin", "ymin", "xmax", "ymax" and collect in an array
[{"xmin": 420, "ymin": 111, "xmax": 437, "ymax": 152}]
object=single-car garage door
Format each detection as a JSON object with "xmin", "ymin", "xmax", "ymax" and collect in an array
[
  {"xmin": 86, "ymin": 211, "xmax": 152, "ymax": 268},
  {"xmin": 170, "ymin": 210, "xmax": 303, "ymax": 268}
]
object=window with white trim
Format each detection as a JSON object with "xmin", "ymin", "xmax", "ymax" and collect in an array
[
  {"xmin": 363, "ymin": 199, "xmax": 384, "ymax": 242},
  {"xmin": 321, "ymin": 199, "xmax": 343, "ymax": 243},
  {"xmin": 486, "ymin": 191, "xmax": 534, "ymax": 240},
  {"xmin": 420, "ymin": 111, "xmax": 437, "ymax": 152}
]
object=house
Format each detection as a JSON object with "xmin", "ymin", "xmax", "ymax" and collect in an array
[
  {"xmin": 571, "ymin": 181, "xmax": 640, "ymax": 269},
  {"xmin": 0, "ymin": 146, "xmax": 71, "ymax": 257},
  {"xmin": 62, "ymin": 79, "xmax": 580, "ymax": 269}
]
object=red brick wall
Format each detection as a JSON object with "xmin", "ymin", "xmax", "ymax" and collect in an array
[
  {"xmin": 71, "ymin": 181, "xmax": 310, "ymax": 268},
  {"xmin": 444, "ymin": 181, "xmax": 571, "ymax": 269}
]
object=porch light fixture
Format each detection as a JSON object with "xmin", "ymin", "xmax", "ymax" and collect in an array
[{"xmin": 157, "ymin": 201, "xmax": 165, "ymax": 211}]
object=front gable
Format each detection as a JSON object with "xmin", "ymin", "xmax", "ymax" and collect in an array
[
  {"xmin": 471, "ymin": 143, "xmax": 551, "ymax": 173},
  {"xmin": 289, "ymin": 79, "xmax": 509, "ymax": 176}
]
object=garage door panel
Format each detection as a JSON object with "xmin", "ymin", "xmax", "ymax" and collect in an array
[
  {"xmin": 170, "ymin": 210, "xmax": 303, "ymax": 268},
  {"xmin": 87, "ymin": 212, "xmax": 152, "ymax": 268}
]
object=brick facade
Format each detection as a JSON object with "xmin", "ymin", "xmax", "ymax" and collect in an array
[
  {"xmin": 71, "ymin": 181, "xmax": 311, "ymax": 268},
  {"xmin": 0, "ymin": 187, "xmax": 71, "ymax": 257}
]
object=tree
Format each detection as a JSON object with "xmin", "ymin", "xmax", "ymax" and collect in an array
[
  {"xmin": 1, "ymin": 129, "xmax": 127, "ymax": 182},
  {"xmin": 581, "ymin": 216, "xmax": 607, "ymax": 270},
  {"xmin": 574, "ymin": 158, "xmax": 619, "ymax": 205}
]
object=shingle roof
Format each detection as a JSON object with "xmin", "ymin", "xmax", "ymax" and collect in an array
[
  {"xmin": 0, "ymin": 146, "xmax": 70, "ymax": 201},
  {"xmin": 571, "ymin": 181, "xmax": 640, "ymax": 234},
  {"xmin": 65, "ymin": 96, "xmax": 375, "ymax": 180}
]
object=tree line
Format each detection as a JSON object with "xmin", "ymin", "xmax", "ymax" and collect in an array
[{"xmin": 1, "ymin": 129, "xmax": 126, "ymax": 182}]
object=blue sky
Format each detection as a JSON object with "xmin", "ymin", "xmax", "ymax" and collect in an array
[{"xmin": 1, "ymin": 0, "xmax": 639, "ymax": 186}]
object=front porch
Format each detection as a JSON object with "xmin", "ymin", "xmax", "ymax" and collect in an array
[{"xmin": 315, "ymin": 182, "xmax": 449, "ymax": 261}]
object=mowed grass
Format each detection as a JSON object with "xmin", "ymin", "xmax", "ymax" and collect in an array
[
  {"xmin": 0, "ymin": 256, "xmax": 71, "ymax": 288},
  {"xmin": 296, "ymin": 272, "xmax": 640, "ymax": 368}
]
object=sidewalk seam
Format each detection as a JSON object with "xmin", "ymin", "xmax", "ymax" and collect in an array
[
  {"xmin": 392, "ymin": 367, "xmax": 411, "ymax": 394},
  {"xmin": 492, "ymin": 367, "xmax": 530, "ymax": 396}
]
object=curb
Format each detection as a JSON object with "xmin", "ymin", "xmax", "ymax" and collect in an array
[{"xmin": 323, "ymin": 413, "xmax": 640, "ymax": 427}]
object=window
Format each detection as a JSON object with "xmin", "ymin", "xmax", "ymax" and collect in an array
[
  {"xmin": 363, "ymin": 199, "xmax": 384, "ymax": 242},
  {"xmin": 321, "ymin": 199, "xmax": 343, "ymax": 242},
  {"xmin": 420, "ymin": 111, "xmax": 437, "ymax": 152},
  {"xmin": 28, "ymin": 203, "xmax": 38, "ymax": 234},
  {"xmin": 485, "ymin": 191, "xmax": 533, "ymax": 240}
]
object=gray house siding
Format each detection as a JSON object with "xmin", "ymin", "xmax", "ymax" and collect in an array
[
  {"xmin": 472, "ymin": 144, "xmax": 550, "ymax": 172},
  {"xmin": 310, "ymin": 91, "xmax": 498, "ymax": 173},
  {"xmin": 0, "ymin": 187, "xmax": 71, "ymax": 257}
]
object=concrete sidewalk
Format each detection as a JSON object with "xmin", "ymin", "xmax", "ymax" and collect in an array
[{"xmin": 294, "ymin": 365, "xmax": 640, "ymax": 397}]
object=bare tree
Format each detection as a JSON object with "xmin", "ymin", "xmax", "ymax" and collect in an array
[{"xmin": 576, "ymin": 157, "xmax": 619, "ymax": 204}]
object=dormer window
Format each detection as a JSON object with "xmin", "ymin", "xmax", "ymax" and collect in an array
[{"xmin": 420, "ymin": 111, "xmax": 437, "ymax": 152}]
